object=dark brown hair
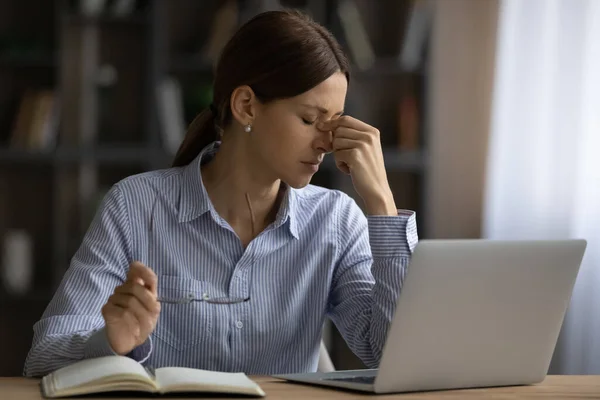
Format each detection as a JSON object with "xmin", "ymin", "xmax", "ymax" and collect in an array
[{"xmin": 171, "ymin": 9, "xmax": 350, "ymax": 167}]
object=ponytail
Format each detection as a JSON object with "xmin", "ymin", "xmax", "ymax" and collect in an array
[{"xmin": 171, "ymin": 106, "xmax": 220, "ymax": 167}]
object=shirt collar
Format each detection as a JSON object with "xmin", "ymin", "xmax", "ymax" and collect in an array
[{"xmin": 178, "ymin": 141, "xmax": 299, "ymax": 239}]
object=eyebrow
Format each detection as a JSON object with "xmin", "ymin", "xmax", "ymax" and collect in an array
[{"xmin": 301, "ymin": 104, "xmax": 344, "ymax": 116}]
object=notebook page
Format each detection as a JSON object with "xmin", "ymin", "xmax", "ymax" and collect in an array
[
  {"xmin": 155, "ymin": 367, "xmax": 261, "ymax": 392},
  {"xmin": 51, "ymin": 356, "xmax": 150, "ymax": 392}
]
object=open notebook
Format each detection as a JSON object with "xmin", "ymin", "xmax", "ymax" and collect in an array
[{"xmin": 41, "ymin": 355, "xmax": 266, "ymax": 398}]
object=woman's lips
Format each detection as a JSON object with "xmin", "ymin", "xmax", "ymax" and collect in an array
[{"xmin": 301, "ymin": 161, "xmax": 320, "ymax": 172}]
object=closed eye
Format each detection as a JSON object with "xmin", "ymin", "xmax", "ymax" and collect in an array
[{"xmin": 302, "ymin": 118, "xmax": 317, "ymax": 125}]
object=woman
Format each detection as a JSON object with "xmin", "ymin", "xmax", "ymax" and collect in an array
[{"xmin": 24, "ymin": 9, "xmax": 417, "ymax": 377}]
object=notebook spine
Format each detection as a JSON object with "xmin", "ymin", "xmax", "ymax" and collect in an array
[{"xmin": 144, "ymin": 365, "xmax": 156, "ymax": 380}]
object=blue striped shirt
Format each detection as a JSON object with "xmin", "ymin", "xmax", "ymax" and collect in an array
[{"xmin": 24, "ymin": 142, "xmax": 418, "ymax": 377}]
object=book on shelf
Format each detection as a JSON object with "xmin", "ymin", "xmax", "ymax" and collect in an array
[
  {"xmin": 202, "ymin": 0, "xmax": 240, "ymax": 66},
  {"xmin": 397, "ymin": 86, "xmax": 419, "ymax": 151},
  {"xmin": 399, "ymin": 0, "xmax": 433, "ymax": 72},
  {"xmin": 9, "ymin": 89, "xmax": 60, "ymax": 151},
  {"xmin": 1, "ymin": 230, "xmax": 34, "ymax": 296},
  {"xmin": 41, "ymin": 355, "xmax": 266, "ymax": 398},
  {"xmin": 110, "ymin": 0, "xmax": 137, "ymax": 16},
  {"xmin": 336, "ymin": 0, "xmax": 375, "ymax": 71},
  {"xmin": 78, "ymin": 0, "xmax": 139, "ymax": 17},
  {"xmin": 156, "ymin": 77, "xmax": 186, "ymax": 156},
  {"xmin": 79, "ymin": 0, "xmax": 108, "ymax": 16}
]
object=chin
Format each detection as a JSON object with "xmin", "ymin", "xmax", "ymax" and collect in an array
[{"xmin": 283, "ymin": 175, "xmax": 312, "ymax": 189}]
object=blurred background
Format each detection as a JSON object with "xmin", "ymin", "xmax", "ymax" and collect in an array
[{"xmin": 0, "ymin": 0, "xmax": 598, "ymax": 377}]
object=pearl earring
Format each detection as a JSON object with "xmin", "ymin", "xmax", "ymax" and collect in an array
[{"xmin": 244, "ymin": 124, "xmax": 252, "ymax": 133}]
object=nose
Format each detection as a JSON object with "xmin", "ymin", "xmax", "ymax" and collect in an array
[{"xmin": 315, "ymin": 127, "xmax": 333, "ymax": 154}]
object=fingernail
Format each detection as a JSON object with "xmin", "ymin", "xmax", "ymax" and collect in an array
[{"xmin": 317, "ymin": 121, "xmax": 325, "ymax": 130}]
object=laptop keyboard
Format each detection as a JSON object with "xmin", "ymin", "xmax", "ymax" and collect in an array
[{"xmin": 324, "ymin": 375, "xmax": 376, "ymax": 385}]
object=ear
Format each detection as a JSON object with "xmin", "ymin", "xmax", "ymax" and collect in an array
[{"xmin": 230, "ymin": 85, "xmax": 258, "ymax": 128}]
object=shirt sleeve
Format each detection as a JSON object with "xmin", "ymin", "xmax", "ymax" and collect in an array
[
  {"xmin": 23, "ymin": 184, "xmax": 152, "ymax": 378},
  {"xmin": 327, "ymin": 195, "xmax": 418, "ymax": 368}
]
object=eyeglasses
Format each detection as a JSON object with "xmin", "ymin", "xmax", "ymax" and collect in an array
[
  {"xmin": 148, "ymin": 226, "xmax": 251, "ymax": 306},
  {"xmin": 157, "ymin": 293, "xmax": 250, "ymax": 305}
]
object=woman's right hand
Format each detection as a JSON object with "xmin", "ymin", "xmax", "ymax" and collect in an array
[{"xmin": 101, "ymin": 261, "xmax": 161, "ymax": 355}]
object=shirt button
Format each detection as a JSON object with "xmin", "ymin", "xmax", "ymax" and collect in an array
[{"xmin": 236, "ymin": 321, "xmax": 243, "ymax": 329}]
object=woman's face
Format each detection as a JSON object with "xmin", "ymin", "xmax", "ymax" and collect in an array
[{"xmin": 251, "ymin": 72, "xmax": 348, "ymax": 189}]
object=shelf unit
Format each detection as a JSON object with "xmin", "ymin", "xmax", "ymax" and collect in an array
[{"xmin": 0, "ymin": 0, "xmax": 429, "ymax": 374}]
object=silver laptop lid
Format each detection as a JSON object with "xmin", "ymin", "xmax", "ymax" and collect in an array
[{"xmin": 376, "ymin": 239, "xmax": 586, "ymax": 393}]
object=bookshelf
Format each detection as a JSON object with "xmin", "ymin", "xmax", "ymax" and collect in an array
[{"xmin": 0, "ymin": 0, "xmax": 430, "ymax": 375}]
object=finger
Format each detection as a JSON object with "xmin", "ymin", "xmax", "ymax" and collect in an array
[
  {"xmin": 332, "ymin": 127, "xmax": 371, "ymax": 142},
  {"xmin": 101, "ymin": 301, "xmax": 126, "ymax": 322},
  {"xmin": 127, "ymin": 262, "xmax": 158, "ymax": 294},
  {"xmin": 332, "ymin": 137, "xmax": 364, "ymax": 152},
  {"xmin": 333, "ymin": 149, "xmax": 359, "ymax": 175},
  {"xmin": 318, "ymin": 115, "xmax": 376, "ymax": 132},
  {"xmin": 101, "ymin": 302, "xmax": 142, "ymax": 342},
  {"xmin": 110, "ymin": 293, "xmax": 145, "ymax": 314},
  {"xmin": 115, "ymin": 282, "xmax": 160, "ymax": 315},
  {"xmin": 109, "ymin": 293, "xmax": 155, "ymax": 331}
]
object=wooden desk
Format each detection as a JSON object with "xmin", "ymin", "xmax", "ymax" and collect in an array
[{"xmin": 2, "ymin": 375, "xmax": 600, "ymax": 399}]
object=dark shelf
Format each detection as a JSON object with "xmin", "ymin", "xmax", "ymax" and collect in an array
[
  {"xmin": 0, "ymin": 146, "xmax": 168, "ymax": 166},
  {"xmin": 322, "ymin": 148, "xmax": 427, "ymax": 172},
  {"xmin": 0, "ymin": 53, "xmax": 57, "ymax": 69},
  {"xmin": 168, "ymin": 54, "xmax": 215, "ymax": 74},
  {"xmin": 0, "ymin": 146, "xmax": 424, "ymax": 172},
  {"xmin": 61, "ymin": 12, "xmax": 150, "ymax": 26},
  {"xmin": 0, "ymin": 149, "xmax": 55, "ymax": 164},
  {"xmin": 167, "ymin": 55, "xmax": 423, "ymax": 77},
  {"xmin": 0, "ymin": 291, "xmax": 54, "ymax": 304},
  {"xmin": 64, "ymin": 146, "xmax": 159, "ymax": 164},
  {"xmin": 383, "ymin": 149, "xmax": 427, "ymax": 171},
  {"xmin": 351, "ymin": 57, "xmax": 426, "ymax": 78}
]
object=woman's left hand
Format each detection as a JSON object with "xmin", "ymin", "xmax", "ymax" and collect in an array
[{"xmin": 318, "ymin": 116, "xmax": 397, "ymax": 216}]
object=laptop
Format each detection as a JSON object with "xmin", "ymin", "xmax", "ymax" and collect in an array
[{"xmin": 273, "ymin": 239, "xmax": 587, "ymax": 394}]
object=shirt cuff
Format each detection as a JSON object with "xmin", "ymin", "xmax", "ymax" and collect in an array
[
  {"xmin": 367, "ymin": 210, "xmax": 418, "ymax": 258},
  {"xmin": 84, "ymin": 327, "xmax": 153, "ymax": 364}
]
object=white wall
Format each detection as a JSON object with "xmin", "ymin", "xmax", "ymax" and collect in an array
[{"xmin": 426, "ymin": 0, "xmax": 500, "ymax": 239}]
